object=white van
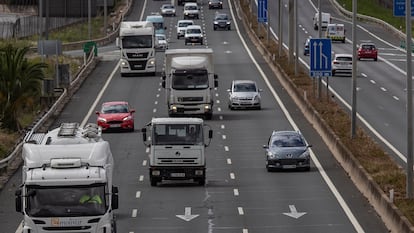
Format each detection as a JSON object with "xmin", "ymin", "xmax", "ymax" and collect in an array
[
  {"xmin": 313, "ymin": 12, "xmax": 331, "ymax": 30},
  {"xmin": 326, "ymin": 23, "xmax": 346, "ymax": 43}
]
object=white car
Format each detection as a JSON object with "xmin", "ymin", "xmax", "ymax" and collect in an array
[
  {"xmin": 155, "ymin": 34, "xmax": 168, "ymax": 50},
  {"xmin": 184, "ymin": 25, "xmax": 203, "ymax": 45},
  {"xmin": 332, "ymin": 53, "xmax": 352, "ymax": 76},
  {"xmin": 183, "ymin": 2, "xmax": 200, "ymax": 19},
  {"xmin": 176, "ymin": 19, "xmax": 194, "ymax": 39},
  {"xmin": 160, "ymin": 4, "xmax": 176, "ymax": 17}
]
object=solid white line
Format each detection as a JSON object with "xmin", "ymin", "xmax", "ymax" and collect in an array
[{"xmin": 229, "ymin": 0, "xmax": 365, "ymax": 232}]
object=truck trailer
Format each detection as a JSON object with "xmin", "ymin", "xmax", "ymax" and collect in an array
[
  {"xmin": 162, "ymin": 48, "xmax": 218, "ymax": 120},
  {"xmin": 15, "ymin": 123, "xmax": 119, "ymax": 233},
  {"xmin": 142, "ymin": 117, "xmax": 212, "ymax": 186}
]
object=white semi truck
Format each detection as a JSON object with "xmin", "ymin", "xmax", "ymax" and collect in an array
[
  {"xmin": 15, "ymin": 123, "xmax": 119, "ymax": 233},
  {"xmin": 117, "ymin": 21, "xmax": 156, "ymax": 76},
  {"xmin": 162, "ymin": 48, "xmax": 218, "ymax": 120},
  {"xmin": 142, "ymin": 117, "xmax": 213, "ymax": 186}
]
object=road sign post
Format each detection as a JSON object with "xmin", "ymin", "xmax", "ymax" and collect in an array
[
  {"xmin": 258, "ymin": 0, "xmax": 267, "ymax": 23},
  {"xmin": 309, "ymin": 38, "xmax": 332, "ymax": 77}
]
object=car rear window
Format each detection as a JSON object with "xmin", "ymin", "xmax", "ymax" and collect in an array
[
  {"xmin": 337, "ymin": 56, "xmax": 352, "ymax": 61},
  {"xmin": 362, "ymin": 44, "xmax": 375, "ymax": 50}
]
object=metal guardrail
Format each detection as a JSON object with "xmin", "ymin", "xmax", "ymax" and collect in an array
[
  {"xmin": 0, "ymin": 0, "xmax": 133, "ymax": 175},
  {"xmin": 0, "ymin": 46, "xmax": 96, "ymax": 172}
]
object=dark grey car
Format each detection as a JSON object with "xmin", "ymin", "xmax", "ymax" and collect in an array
[
  {"xmin": 263, "ymin": 131, "xmax": 312, "ymax": 171},
  {"xmin": 213, "ymin": 13, "xmax": 231, "ymax": 30}
]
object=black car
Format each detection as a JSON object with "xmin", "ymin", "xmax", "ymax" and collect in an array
[
  {"xmin": 263, "ymin": 131, "xmax": 312, "ymax": 171},
  {"xmin": 208, "ymin": 0, "xmax": 223, "ymax": 9},
  {"xmin": 213, "ymin": 13, "xmax": 231, "ymax": 31}
]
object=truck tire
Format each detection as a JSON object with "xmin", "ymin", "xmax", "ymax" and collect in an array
[
  {"xmin": 150, "ymin": 175, "xmax": 158, "ymax": 186},
  {"xmin": 197, "ymin": 177, "xmax": 205, "ymax": 186},
  {"xmin": 205, "ymin": 113, "xmax": 212, "ymax": 120}
]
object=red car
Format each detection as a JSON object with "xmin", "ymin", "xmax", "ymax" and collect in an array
[
  {"xmin": 357, "ymin": 42, "xmax": 378, "ymax": 61},
  {"xmin": 96, "ymin": 101, "xmax": 135, "ymax": 132}
]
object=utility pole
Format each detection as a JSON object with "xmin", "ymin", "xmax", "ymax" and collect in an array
[
  {"xmin": 351, "ymin": 0, "xmax": 357, "ymax": 138},
  {"xmin": 406, "ymin": 0, "xmax": 413, "ymax": 199},
  {"xmin": 278, "ymin": 0, "xmax": 283, "ymax": 58},
  {"xmin": 288, "ymin": 0, "xmax": 294, "ymax": 63}
]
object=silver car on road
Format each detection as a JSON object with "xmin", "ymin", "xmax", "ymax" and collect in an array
[{"xmin": 227, "ymin": 80, "xmax": 262, "ymax": 110}]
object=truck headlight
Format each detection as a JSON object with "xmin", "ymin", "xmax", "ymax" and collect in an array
[
  {"xmin": 120, "ymin": 59, "xmax": 127, "ymax": 66},
  {"xmin": 195, "ymin": 170, "xmax": 204, "ymax": 175},
  {"xmin": 152, "ymin": 170, "xmax": 160, "ymax": 176}
]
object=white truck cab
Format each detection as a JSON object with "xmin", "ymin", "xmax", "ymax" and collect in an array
[
  {"xmin": 313, "ymin": 12, "xmax": 331, "ymax": 30},
  {"xmin": 16, "ymin": 123, "xmax": 119, "ymax": 233},
  {"xmin": 326, "ymin": 23, "xmax": 346, "ymax": 43},
  {"xmin": 142, "ymin": 117, "xmax": 213, "ymax": 186}
]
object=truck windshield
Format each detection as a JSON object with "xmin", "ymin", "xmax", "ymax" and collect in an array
[
  {"xmin": 26, "ymin": 185, "xmax": 107, "ymax": 217},
  {"xmin": 172, "ymin": 70, "xmax": 209, "ymax": 90},
  {"xmin": 153, "ymin": 124, "xmax": 203, "ymax": 145},
  {"xmin": 122, "ymin": 35, "xmax": 152, "ymax": 48}
]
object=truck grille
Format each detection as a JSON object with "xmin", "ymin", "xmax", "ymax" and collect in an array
[
  {"xmin": 126, "ymin": 52, "xmax": 149, "ymax": 59},
  {"xmin": 179, "ymin": 97, "xmax": 203, "ymax": 102},
  {"xmin": 158, "ymin": 158, "xmax": 198, "ymax": 164}
]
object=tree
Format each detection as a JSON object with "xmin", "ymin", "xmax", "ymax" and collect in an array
[{"xmin": 0, "ymin": 44, "xmax": 47, "ymax": 131}]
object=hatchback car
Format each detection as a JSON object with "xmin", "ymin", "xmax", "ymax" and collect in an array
[
  {"xmin": 263, "ymin": 130, "xmax": 312, "ymax": 171},
  {"xmin": 332, "ymin": 53, "xmax": 352, "ymax": 76},
  {"xmin": 208, "ymin": 0, "xmax": 223, "ymax": 9},
  {"xmin": 227, "ymin": 80, "xmax": 262, "ymax": 110},
  {"xmin": 184, "ymin": 25, "xmax": 203, "ymax": 45},
  {"xmin": 183, "ymin": 2, "xmax": 200, "ymax": 19},
  {"xmin": 176, "ymin": 19, "xmax": 194, "ymax": 39},
  {"xmin": 213, "ymin": 13, "xmax": 231, "ymax": 30},
  {"xmin": 96, "ymin": 101, "xmax": 135, "ymax": 132},
  {"xmin": 357, "ymin": 42, "xmax": 378, "ymax": 61},
  {"xmin": 160, "ymin": 4, "xmax": 176, "ymax": 17},
  {"xmin": 155, "ymin": 34, "xmax": 168, "ymax": 50}
]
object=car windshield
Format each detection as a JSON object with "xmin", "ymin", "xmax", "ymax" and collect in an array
[
  {"xmin": 163, "ymin": 5, "xmax": 174, "ymax": 9},
  {"xmin": 271, "ymin": 134, "xmax": 305, "ymax": 147},
  {"xmin": 362, "ymin": 44, "xmax": 375, "ymax": 50},
  {"xmin": 102, "ymin": 104, "xmax": 129, "ymax": 113},
  {"xmin": 122, "ymin": 35, "xmax": 152, "ymax": 48},
  {"xmin": 153, "ymin": 124, "xmax": 203, "ymax": 145},
  {"xmin": 172, "ymin": 70, "xmax": 209, "ymax": 90},
  {"xmin": 186, "ymin": 6, "xmax": 197, "ymax": 10},
  {"xmin": 187, "ymin": 28, "xmax": 201, "ymax": 34},
  {"xmin": 26, "ymin": 184, "xmax": 107, "ymax": 217},
  {"xmin": 216, "ymin": 15, "xmax": 228, "ymax": 20},
  {"xmin": 179, "ymin": 22, "xmax": 193, "ymax": 27},
  {"xmin": 234, "ymin": 83, "xmax": 257, "ymax": 92},
  {"xmin": 156, "ymin": 35, "xmax": 165, "ymax": 40},
  {"xmin": 336, "ymin": 56, "xmax": 352, "ymax": 62}
]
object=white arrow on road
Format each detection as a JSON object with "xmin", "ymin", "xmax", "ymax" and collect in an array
[
  {"xmin": 283, "ymin": 205, "xmax": 307, "ymax": 219},
  {"xmin": 176, "ymin": 207, "xmax": 199, "ymax": 222}
]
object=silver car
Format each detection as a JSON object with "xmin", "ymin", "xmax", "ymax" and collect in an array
[
  {"xmin": 332, "ymin": 53, "xmax": 352, "ymax": 76},
  {"xmin": 263, "ymin": 131, "xmax": 312, "ymax": 171},
  {"xmin": 227, "ymin": 80, "xmax": 262, "ymax": 110},
  {"xmin": 160, "ymin": 4, "xmax": 176, "ymax": 17}
]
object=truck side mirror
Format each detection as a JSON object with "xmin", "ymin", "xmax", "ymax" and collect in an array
[
  {"xmin": 111, "ymin": 186, "xmax": 119, "ymax": 210},
  {"xmin": 141, "ymin": 128, "xmax": 147, "ymax": 142},
  {"xmin": 15, "ymin": 189, "xmax": 22, "ymax": 213}
]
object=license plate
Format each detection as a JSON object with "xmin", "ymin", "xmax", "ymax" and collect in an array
[
  {"xmin": 110, "ymin": 124, "xmax": 121, "ymax": 128},
  {"xmin": 134, "ymin": 64, "xmax": 143, "ymax": 68},
  {"xmin": 283, "ymin": 165, "xmax": 296, "ymax": 169},
  {"xmin": 171, "ymin": 173, "xmax": 185, "ymax": 177}
]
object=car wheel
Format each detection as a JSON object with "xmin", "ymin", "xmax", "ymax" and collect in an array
[
  {"xmin": 200, "ymin": 40, "xmax": 203, "ymax": 45},
  {"xmin": 266, "ymin": 166, "xmax": 272, "ymax": 172},
  {"xmin": 374, "ymin": 57, "xmax": 377, "ymax": 61},
  {"xmin": 332, "ymin": 70, "xmax": 335, "ymax": 76},
  {"xmin": 228, "ymin": 26, "xmax": 231, "ymax": 30}
]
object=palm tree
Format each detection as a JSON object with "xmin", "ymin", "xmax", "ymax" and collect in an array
[{"xmin": 0, "ymin": 44, "xmax": 47, "ymax": 131}]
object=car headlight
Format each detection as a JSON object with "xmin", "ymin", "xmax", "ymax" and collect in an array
[
  {"xmin": 214, "ymin": 21, "xmax": 218, "ymax": 24},
  {"xmin": 253, "ymin": 95, "xmax": 260, "ymax": 101},
  {"xmin": 299, "ymin": 150, "xmax": 310, "ymax": 158},
  {"xmin": 267, "ymin": 151, "xmax": 277, "ymax": 159},
  {"xmin": 227, "ymin": 21, "xmax": 231, "ymax": 25},
  {"xmin": 123, "ymin": 115, "xmax": 132, "ymax": 121},
  {"xmin": 97, "ymin": 117, "xmax": 106, "ymax": 123}
]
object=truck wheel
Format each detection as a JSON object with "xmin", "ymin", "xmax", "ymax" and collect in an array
[
  {"xmin": 111, "ymin": 220, "xmax": 117, "ymax": 233},
  {"xmin": 150, "ymin": 175, "xmax": 158, "ymax": 186},
  {"xmin": 205, "ymin": 113, "xmax": 212, "ymax": 120}
]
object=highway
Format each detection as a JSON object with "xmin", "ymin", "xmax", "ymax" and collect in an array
[
  {"xmin": 0, "ymin": 0, "xmax": 393, "ymax": 232},
  {"xmin": 276, "ymin": 0, "xmax": 411, "ymax": 167}
]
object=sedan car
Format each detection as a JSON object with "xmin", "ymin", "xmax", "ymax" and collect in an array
[
  {"xmin": 227, "ymin": 80, "xmax": 262, "ymax": 110},
  {"xmin": 208, "ymin": 0, "xmax": 223, "ymax": 9},
  {"xmin": 213, "ymin": 13, "xmax": 231, "ymax": 30},
  {"xmin": 263, "ymin": 130, "xmax": 312, "ymax": 171},
  {"xmin": 331, "ymin": 53, "xmax": 352, "ymax": 76},
  {"xmin": 357, "ymin": 42, "xmax": 378, "ymax": 61},
  {"xmin": 184, "ymin": 25, "xmax": 203, "ymax": 45},
  {"xmin": 160, "ymin": 4, "xmax": 176, "ymax": 17},
  {"xmin": 96, "ymin": 101, "xmax": 135, "ymax": 132}
]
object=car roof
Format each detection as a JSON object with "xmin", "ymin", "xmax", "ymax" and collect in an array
[
  {"xmin": 232, "ymin": 80, "xmax": 256, "ymax": 85},
  {"xmin": 184, "ymin": 2, "xmax": 198, "ymax": 6},
  {"xmin": 102, "ymin": 101, "xmax": 129, "ymax": 106},
  {"xmin": 334, "ymin": 53, "xmax": 352, "ymax": 58},
  {"xmin": 178, "ymin": 19, "xmax": 194, "ymax": 23},
  {"xmin": 271, "ymin": 130, "xmax": 301, "ymax": 137},
  {"xmin": 186, "ymin": 25, "xmax": 201, "ymax": 29},
  {"xmin": 161, "ymin": 3, "xmax": 174, "ymax": 7}
]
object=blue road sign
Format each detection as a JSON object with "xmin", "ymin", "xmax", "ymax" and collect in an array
[
  {"xmin": 310, "ymin": 38, "xmax": 332, "ymax": 77},
  {"xmin": 394, "ymin": 0, "xmax": 414, "ymax": 17},
  {"xmin": 258, "ymin": 0, "xmax": 267, "ymax": 23}
]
